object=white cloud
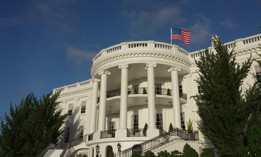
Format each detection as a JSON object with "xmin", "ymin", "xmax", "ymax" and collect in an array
[
  {"xmin": 190, "ymin": 16, "xmax": 212, "ymax": 45},
  {"xmin": 66, "ymin": 47, "xmax": 96, "ymax": 66},
  {"xmin": 220, "ymin": 17, "xmax": 237, "ymax": 29},
  {"xmin": 125, "ymin": 5, "xmax": 183, "ymax": 37}
]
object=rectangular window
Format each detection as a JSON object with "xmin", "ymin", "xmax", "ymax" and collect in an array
[
  {"xmin": 255, "ymin": 66, "xmax": 261, "ymax": 83},
  {"xmin": 133, "ymin": 85, "xmax": 139, "ymax": 94},
  {"xmin": 155, "ymin": 83, "xmax": 162, "ymax": 95},
  {"xmin": 133, "ymin": 114, "xmax": 139, "ymax": 131},
  {"xmin": 156, "ymin": 113, "xmax": 163, "ymax": 130},
  {"xmin": 64, "ymin": 127, "xmax": 70, "ymax": 143},
  {"xmin": 81, "ymin": 101, "xmax": 86, "ymax": 113},
  {"xmin": 179, "ymin": 85, "xmax": 183, "ymax": 94},
  {"xmin": 181, "ymin": 112, "xmax": 186, "ymax": 130}
]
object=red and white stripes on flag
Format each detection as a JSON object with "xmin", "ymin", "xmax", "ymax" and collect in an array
[{"xmin": 171, "ymin": 28, "xmax": 191, "ymax": 45}]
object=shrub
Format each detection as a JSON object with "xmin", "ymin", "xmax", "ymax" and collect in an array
[
  {"xmin": 169, "ymin": 123, "xmax": 174, "ymax": 133},
  {"xmin": 183, "ymin": 143, "xmax": 198, "ymax": 157},
  {"xmin": 200, "ymin": 148, "xmax": 215, "ymax": 157}
]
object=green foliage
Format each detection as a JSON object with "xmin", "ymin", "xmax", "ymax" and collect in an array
[
  {"xmin": 0, "ymin": 92, "xmax": 66, "ymax": 157},
  {"xmin": 200, "ymin": 148, "xmax": 215, "ymax": 157},
  {"xmin": 157, "ymin": 150, "xmax": 170, "ymax": 157},
  {"xmin": 144, "ymin": 151, "xmax": 155, "ymax": 157},
  {"xmin": 186, "ymin": 119, "xmax": 193, "ymax": 133},
  {"xmin": 246, "ymin": 124, "xmax": 261, "ymax": 156},
  {"xmin": 167, "ymin": 88, "xmax": 171, "ymax": 96},
  {"xmin": 194, "ymin": 36, "xmax": 253, "ymax": 156},
  {"xmin": 183, "ymin": 143, "xmax": 198, "ymax": 157},
  {"xmin": 131, "ymin": 151, "xmax": 142, "ymax": 157},
  {"xmin": 143, "ymin": 88, "xmax": 147, "ymax": 94},
  {"xmin": 170, "ymin": 150, "xmax": 182, "ymax": 157},
  {"xmin": 168, "ymin": 123, "xmax": 174, "ymax": 133},
  {"xmin": 143, "ymin": 123, "xmax": 148, "ymax": 136}
]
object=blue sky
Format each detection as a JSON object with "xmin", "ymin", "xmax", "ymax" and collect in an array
[{"xmin": 0, "ymin": 0, "xmax": 261, "ymax": 118}]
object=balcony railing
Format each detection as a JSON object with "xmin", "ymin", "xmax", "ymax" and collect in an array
[
  {"xmin": 121, "ymin": 128, "xmax": 198, "ymax": 157},
  {"xmin": 106, "ymin": 87, "xmax": 187, "ymax": 100},
  {"xmin": 101, "ymin": 129, "xmax": 116, "ymax": 139},
  {"xmin": 127, "ymin": 128, "xmax": 146, "ymax": 137}
]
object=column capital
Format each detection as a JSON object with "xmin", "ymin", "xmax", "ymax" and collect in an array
[
  {"xmin": 168, "ymin": 67, "xmax": 181, "ymax": 72},
  {"xmin": 145, "ymin": 63, "xmax": 157, "ymax": 69},
  {"xmin": 118, "ymin": 64, "xmax": 129, "ymax": 69},
  {"xmin": 98, "ymin": 70, "xmax": 111, "ymax": 75},
  {"xmin": 91, "ymin": 78, "xmax": 100, "ymax": 83}
]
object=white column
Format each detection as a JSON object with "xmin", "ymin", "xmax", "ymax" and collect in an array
[
  {"xmin": 116, "ymin": 64, "xmax": 129, "ymax": 138},
  {"xmin": 146, "ymin": 63, "xmax": 159, "ymax": 137},
  {"xmin": 119, "ymin": 64, "xmax": 128, "ymax": 129},
  {"xmin": 168, "ymin": 67, "xmax": 181, "ymax": 128},
  {"xmin": 98, "ymin": 70, "xmax": 110, "ymax": 131},
  {"xmin": 90, "ymin": 78, "xmax": 99, "ymax": 133}
]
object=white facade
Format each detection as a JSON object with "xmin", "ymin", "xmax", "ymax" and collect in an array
[{"xmin": 52, "ymin": 34, "xmax": 261, "ymax": 157}]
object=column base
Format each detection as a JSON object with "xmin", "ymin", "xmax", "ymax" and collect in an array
[
  {"xmin": 93, "ymin": 131, "xmax": 101, "ymax": 140},
  {"xmin": 115, "ymin": 129, "xmax": 127, "ymax": 138},
  {"xmin": 147, "ymin": 128, "xmax": 160, "ymax": 137}
]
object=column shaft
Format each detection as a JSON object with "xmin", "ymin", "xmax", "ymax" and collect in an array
[
  {"xmin": 90, "ymin": 79, "xmax": 99, "ymax": 133},
  {"xmin": 147, "ymin": 64, "xmax": 156, "ymax": 129},
  {"xmin": 119, "ymin": 65, "xmax": 128, "ymax": 129},
  {"xmin": 98, "ymin": 71, "xmax": 109, "ymax": 131},
  {"xmin": 170, "ymin": 68, "xmax": 181, "ymax": 128}
]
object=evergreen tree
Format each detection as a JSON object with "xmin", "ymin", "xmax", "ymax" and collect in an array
[
  {"xmin": 194, "ymin": 36, "xmax": 253, "ymax": 157},
  {"xmin": 182, "ymin": 143, "xmax": 198, "ymax": 157},
  {"xmin": 245, "ymin": 60, "xmax": 261, "ymax": 156},
  {"xmin": 0, "ymin": 92, "xmax": 66, "ymax": 156}
]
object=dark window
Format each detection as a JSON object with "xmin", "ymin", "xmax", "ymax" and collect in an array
[
  {"xmin": 181, "ymin": 112, "xmax": 185, "ymax": 130},
  {"xmin": 156, "ymin": 114, "xmax": 163, "ymax": 130},
  {"xmin": 155, "ymin": 83, "xmax": 162, "ymax": 94},
  {"xmin": 81, "ymin": 101, "xmax": 86, "ymax": 113},
  {"xmin": 179, "ymin": 85, "xmax": 183, "ymax": 94},
  {"xmin": 133, "ymin": 85, "xmax": 139, "ymax": 94},
  {"xmin": 133, "ymin": 115, "xmax": 139, "ymax": 131}
]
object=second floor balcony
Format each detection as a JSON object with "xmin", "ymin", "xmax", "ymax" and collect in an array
[{"xmin": 106, "ymin": 87, "xmax": 187, "ymax": 100}]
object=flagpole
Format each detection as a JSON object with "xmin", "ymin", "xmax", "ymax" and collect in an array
[{"xmin": 170, "ymin": 27, "xmax": 172, "ymax": 44}]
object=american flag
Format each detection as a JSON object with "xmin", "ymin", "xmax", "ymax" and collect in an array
[{"xmin": 171, "ymin": 28, "xmax": 191, "ymax": 45}]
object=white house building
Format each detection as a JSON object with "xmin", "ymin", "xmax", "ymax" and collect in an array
[{"xmin": 48, "ymin": 34, "xmax": 261, "ymax": 157}]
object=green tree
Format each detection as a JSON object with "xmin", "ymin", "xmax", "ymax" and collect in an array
[
  {"xmin": 194, "ymin": 36, "xmax": 253, "ymax": 157},
  {"xmin": 183, "ymin": 143, "xmax": 198, "ymax": 157},
  {"xmin": 0, "ymin": 92, "xmax": 66, "ymax": 157},
  {"xmin": 200, "ymin": 148, "xmax": 215, "ymax": 157},
  {"xmin": 144, "ymin": 151, "xmax": 155, "ymax": 157},
  {"xmin": 245, "ymin": 65, "xmax": 261, "ymax": 156},
  {"xmin": 157, "ymin": 150, "xmax": 170, "ymax": 157}
]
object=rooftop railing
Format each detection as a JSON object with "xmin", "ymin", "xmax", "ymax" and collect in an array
[{"xmin": 93, "ymin": 41, "xmax": 189, "ymax": 62}]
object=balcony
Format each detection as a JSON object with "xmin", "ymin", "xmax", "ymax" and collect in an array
[
  {"xmin": 101, "ymin": 129, "xmax": 116, "ymax": 139},
  {"xmin": 127, "ymin": 128, "xmax": 146, "ymax": 137},
  {"xmin": 106, "ymin": 88, "xmax": 187, "ymax": 100}
]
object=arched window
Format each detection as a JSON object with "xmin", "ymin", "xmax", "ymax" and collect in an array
[{"xmin": 106, "ymin": 145, "xmax": 114, "ymax": 157}]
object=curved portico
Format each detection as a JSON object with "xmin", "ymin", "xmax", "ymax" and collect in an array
[{"xmin": 88, "ymin": 41, "xmax": 190, "ymax": 157}]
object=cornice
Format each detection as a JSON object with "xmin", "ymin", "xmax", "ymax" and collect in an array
[
  {"xmin": 59, "ymin": 87, "xmax": 93, "ymax": 98},
  {"xmin": 91, "ymin": 50, "xmax": 190, "ymax": 75}
]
